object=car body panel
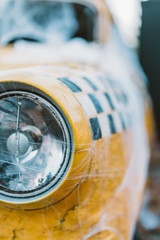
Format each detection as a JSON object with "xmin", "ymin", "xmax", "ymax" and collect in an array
[{"xmin": 0, "ymin": 0, "xmax": 154, "ymax": 239}]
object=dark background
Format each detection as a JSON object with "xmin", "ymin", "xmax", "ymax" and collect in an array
[
  {"xmin": 135, "ymin": 0, "xmax": 160, "ymax": 239},
  {"xmin": 140, "ymin": 0, "xmax": 160, "ymax": 135}
]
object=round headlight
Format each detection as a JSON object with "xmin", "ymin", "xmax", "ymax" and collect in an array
[{"xmin": 0, "ymin": 91, "xmax": 73, "ymax": 203}]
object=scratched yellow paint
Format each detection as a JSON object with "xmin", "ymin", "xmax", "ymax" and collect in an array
[
  {"xmin": 0, "ymin": 132, "xmax": 132, "ymax": 240},
  {"xmin": 0, "ymin": 60, "xmax": 153, "ymax": 239},
  {"xmin": 0, "ymin": 1, "xmax": 154, "ymax": 239}
]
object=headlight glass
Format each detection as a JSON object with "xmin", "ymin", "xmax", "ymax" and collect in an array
[{"xmin": 0, "ymin": 91, "xmax": 72, "ymax": 203}]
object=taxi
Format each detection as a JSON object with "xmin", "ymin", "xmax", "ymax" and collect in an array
[{"xmin": 0, "ymin": 0, "xmax": 153, "ymax": 239}]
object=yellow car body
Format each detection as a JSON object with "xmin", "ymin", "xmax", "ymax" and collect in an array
[{"xmin": 0, "ymin": 0, "xmax": 153, "ymax": 239}]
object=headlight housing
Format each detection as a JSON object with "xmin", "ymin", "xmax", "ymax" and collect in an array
[
  {"xmin": 0, "ymin": 73, "xmax": 92, "ymax": 210},
  {"xmin": 0, "ymin": 91, "xmax": 73, "ymax": 204}
]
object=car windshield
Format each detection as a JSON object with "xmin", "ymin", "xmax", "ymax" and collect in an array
[{"xmin": 0, "ymin": 0, "xmax": 97, "ymax": 45}]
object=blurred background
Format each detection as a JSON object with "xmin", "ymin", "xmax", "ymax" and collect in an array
[
  {"xmin": 0, "ymin": 0, "xmax": 160, "ymax": 239},
  {"xmin": 109, "ymin": 1, "xmax": 160, "ymax": 239},
  {"xmin": 137, "ymin": 0, "xmax": 160, "ymax": 239},
  {"xmin": 110, "ymin": 0, "xmax": 160, "ymax": 238}
]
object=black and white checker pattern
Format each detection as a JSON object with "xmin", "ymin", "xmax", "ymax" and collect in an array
[
  {"xmin": 77, "ymin": 92, "xmax": 116, "ymax": 118},
  {"xmin": 57, "ymin": 73, "xmax": 131, "ymax": 141},
  {"xmin": 89, "ymin": 111, "xmax": 132, "ymax": 140}
]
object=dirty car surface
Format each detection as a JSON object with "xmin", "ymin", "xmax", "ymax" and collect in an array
[{"xmin": 0, "ymin": 0, "xmax": 153, "ymax": 240}]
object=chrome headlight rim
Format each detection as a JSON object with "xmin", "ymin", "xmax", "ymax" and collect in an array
[{"xmin": 0, "ymin": 82, "xmax": 74, "ymax": 204}]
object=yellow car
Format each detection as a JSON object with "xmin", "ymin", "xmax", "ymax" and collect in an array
[{"xmin": 0, "ymin": 0, "xmax": 153, "ymax": 239}]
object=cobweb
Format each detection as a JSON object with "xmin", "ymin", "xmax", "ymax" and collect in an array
[
  {"xmin": 0, "ymin": 1, "xmax": 151, "ymax": 240},
  {"xmin": 0, "ymin": 0, "xmax": 78, "ymax": 45}
]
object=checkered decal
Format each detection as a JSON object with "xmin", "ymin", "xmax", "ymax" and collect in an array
[{"xmin": 57, "ymin": 73, "xmax": 131, "ymax": 140}]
